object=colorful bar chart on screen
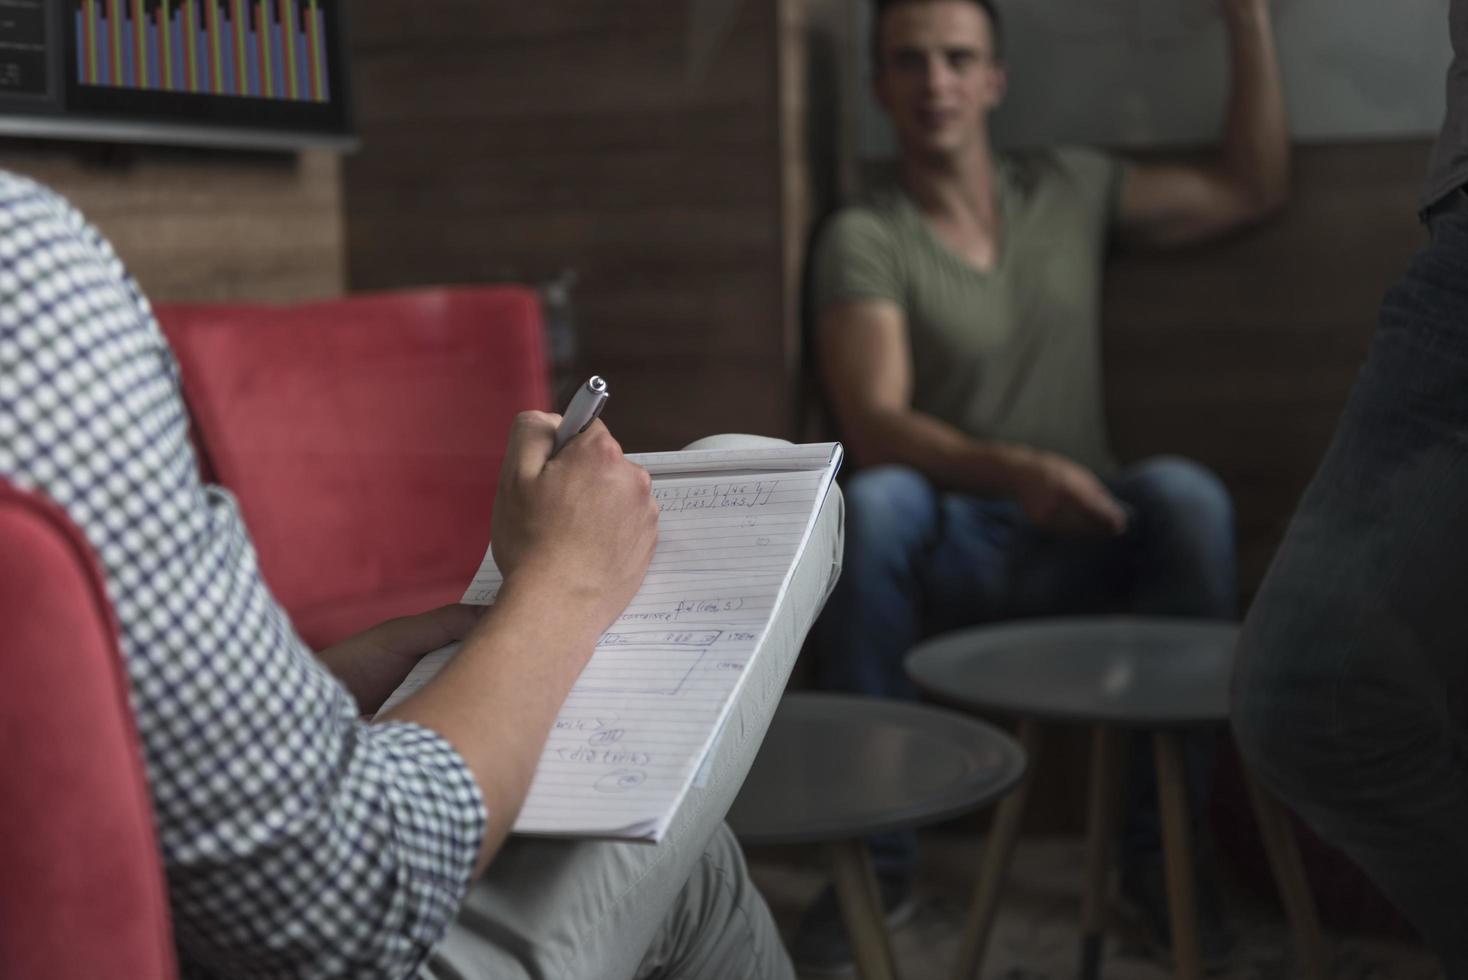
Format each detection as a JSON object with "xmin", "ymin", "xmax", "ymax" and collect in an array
[{"xmin": 73, "ymin": 0, "xmax": 330, "ymax": 102}]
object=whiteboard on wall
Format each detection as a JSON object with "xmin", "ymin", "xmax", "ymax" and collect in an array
[{"xmin": 857, "ymin": 0, "xmax": 1454, "ymax": 155}]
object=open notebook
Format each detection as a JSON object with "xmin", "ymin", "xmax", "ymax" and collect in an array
[{"xmin": 376, "ymin": 441, "xmax": 843, "ymax": 842}]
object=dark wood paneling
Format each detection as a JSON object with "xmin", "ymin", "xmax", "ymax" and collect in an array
[
  {"xmin": 344, "ymin": 1, "xmax": 811, "ymax": 453},
  {"xmin": 0, "ymin": 142, "xmax": 344, "ymax": 303},
  {"xmin": 1105, "ymin": 141, "xmax": 1431, "ymax": 598}
]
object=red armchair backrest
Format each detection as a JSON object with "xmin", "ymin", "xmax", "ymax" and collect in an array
[
  {"xmin": 156, "ymin": 287, "xmax": 550, "ymax": 648},
  {"xmin": 0, "ymin": 480, "xmax": 177, "ymax": 980}
]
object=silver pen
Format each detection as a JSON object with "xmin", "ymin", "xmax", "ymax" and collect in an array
[{"xmin": 552, "ymin": 376, "xmax": 609, "ymax": 455}]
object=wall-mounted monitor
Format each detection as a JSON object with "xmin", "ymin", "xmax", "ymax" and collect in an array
[{"xmin": 0, "ymin": 1, "xmax": 354, "ymax": 151}]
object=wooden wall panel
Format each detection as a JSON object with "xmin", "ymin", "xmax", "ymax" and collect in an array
[
  {"xmin": 343, "ymin": 1, "xmax": 808, "ymax": 453},
  {"xmin": 0, "ymin": 142, "xmax": 344, "ymax": 303},
  {"xmin": 1105, "ymin": 141, "xmax": 1431, "ymax": 598}
]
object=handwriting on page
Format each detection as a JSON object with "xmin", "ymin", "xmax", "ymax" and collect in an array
[
  {"xmin": 653, "ymin": 480, "xmax": 777, "ymax": 512},
  {"xmin": 381, "ymin": 442, "xmax": 842, "ymax": 840},
  {"xmin": 511, "ymin": 466, "xmax": 830, "ymax": 836}
]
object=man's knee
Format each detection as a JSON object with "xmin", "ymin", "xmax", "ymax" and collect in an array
[
  {"xmin": 1127, "ymin": 456, "xmax": 1235, "ymax": 534},
  {"xmin": 1121, "ymin": 456, "xmax": 1237, "ymax": 615},
  {"xmin": 681, "ymin": 433, "xmax": 792, "ymax": 452},
  {"xmin": 842, "ymin": 466, "xmax": 936, "ymax": 549}
]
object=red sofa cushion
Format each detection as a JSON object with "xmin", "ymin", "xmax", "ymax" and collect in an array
[
  {"xmin": 157, "ymin": 287, "xmax": 549, "ymax": 648},
  {"xmin": 0, "ymin": 481, "xmax": 177, "ymax": 980}
]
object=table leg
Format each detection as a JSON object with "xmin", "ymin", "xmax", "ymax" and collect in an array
[
  {"xmin": 1079, "ymin": 725, "xmax": 1127, "ymax": 980},
  {"xmin": 1243, "ymin": 770, "xmax": 1330, "ymax": 980},
  {"xmin": 1154, "ymin": 732, "xmax": 1202, "ymax": 980},
  {"xmin": 828, "ymin": 839, "xmax": 901, "ymax": 980},
  {"xmin": 952, "ymin": 718, "xmax": 1044, "ymax": 980}
]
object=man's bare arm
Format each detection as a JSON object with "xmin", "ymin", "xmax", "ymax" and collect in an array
[
  {"xmin": 1117, "ymin": 0, "xmax": 1290, "ymax": 248},
  {"xmin": 818, "ymin": 300, "xmax": 1126, "ymax": 535},
  {"xmin": 380, "ymin": 413, "xmax": 659, "ymax": 874},
  {"xmin": 819, "ymin": 297, "xmax": 1026, "ymax": 490}
]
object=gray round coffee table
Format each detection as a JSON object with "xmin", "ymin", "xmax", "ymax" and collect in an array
[
  {"xmin": 728, "ymin": 692, "xmax": 1027, "ymax": 980},
  {"xmin": 906, "ymin": 616, "xmax": 1327, "ymax": 980}
]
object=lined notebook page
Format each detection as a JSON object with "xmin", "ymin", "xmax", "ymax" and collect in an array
[{"xmin": 376, "ymin": 441, "xmax": 842, "ymax": 841}]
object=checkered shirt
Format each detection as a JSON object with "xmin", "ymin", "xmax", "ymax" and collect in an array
[{"xmin": 0, "ymin": 172, "xmax": 486, "ymax": 979}]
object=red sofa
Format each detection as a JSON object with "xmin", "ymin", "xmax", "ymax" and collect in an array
[
  {"xmin": 156, "ymin": 286, "xmax": 550, "ymax": 649},
  {"xmin": 0, "ymin": 479, "xmax": 178, "ymax": 980}
]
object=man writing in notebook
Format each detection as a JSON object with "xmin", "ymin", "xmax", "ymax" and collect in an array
[
  {"xmin": 801, "ymin": 0, "xmax": 1288, "ymax": 970},
  {"xmin": 0, "ymin": 170, "xmax": 833, "ymax": 978}
]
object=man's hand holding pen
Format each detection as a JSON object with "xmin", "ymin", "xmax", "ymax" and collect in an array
[{"xmin": 490, "ymin": 410, "xmax": 659, "ymax": 644}]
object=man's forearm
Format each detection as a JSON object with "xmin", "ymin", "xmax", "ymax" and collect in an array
[
  {"xmin": 1220, "ymin": 0, "xmax": 1290, "ymax": 211},
  {"xmin": 379, "ymin": 575, "xmax": 605, "ymax": 873},
  {"xmin": 844, "ymin": 406, "xmax": 1037, "ymax": 498}
]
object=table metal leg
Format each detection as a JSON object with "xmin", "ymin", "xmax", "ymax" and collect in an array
[
  {"xmin": 1079, "ymin": 725, "xmax": 1126, "ymax": 980},
  {"xmin": 1243, "ymin": 770, "xmax": 1330, "ymax": 980},
  {"xmin": 952, "ymin": 718, "xmax": 1044, "ymax": 980},
  {"xmin": 1154, "ymin": 732, "xmax": 1203, "ymax": 980},
  {"xmin": 828, "ymin": 839, "xmax": 901, "ymax": 980}
]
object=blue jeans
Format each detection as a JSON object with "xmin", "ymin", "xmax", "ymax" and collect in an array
[
  {"xmin": 812, "ymin": 456, "xmax": 1237, "ymax": 873},
  {"xmin": 1232, "ymin": 210, "xmax": 1468, "ymax": 979}
]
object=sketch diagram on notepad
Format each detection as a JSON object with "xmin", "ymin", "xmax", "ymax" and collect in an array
[{"xmin": 575, "ymin": 629, "xmax": 727, "ymax": 696}]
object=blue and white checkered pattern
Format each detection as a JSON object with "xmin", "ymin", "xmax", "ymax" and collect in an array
[{"xmin": 0, "ymin": 172, "xmax": 485, "ymax": 979}]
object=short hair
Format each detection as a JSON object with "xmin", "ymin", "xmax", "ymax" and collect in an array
[{"xmin": 871, "ymin": 0, "xmax": 1004, "ymax": 67}]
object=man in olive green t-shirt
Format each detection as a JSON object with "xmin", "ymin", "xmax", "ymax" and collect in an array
[
  {"xmin": 798, "ymin": 0, "xmax": 1289, "ymax": 973},
  {"xmin": 813, "ymin": 145, "xmax": 1123, "ymax": 476}
]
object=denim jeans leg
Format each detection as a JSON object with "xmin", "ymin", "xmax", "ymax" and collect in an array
[
  {"xmin": 1109, "ymin": 457, "xmax": 1238, "ymax": 870},
  {"xmin": 812, "ymin": 466, "xmax": 941, "ymax": 701},
  {"xmin": 810, "ymin": 467, "xmax": 1015, "ymax": 875},
  {"xmin": 810, "ymin": 466, "xmax": 938, "ymax": 874},
  {"xmin": 1110, "ymin": 457, "xmax": 1238, "ymax": 621},
  {"xmin": 1233, "ymin": 213, "xmax": 1468, "ymax": 979}
]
